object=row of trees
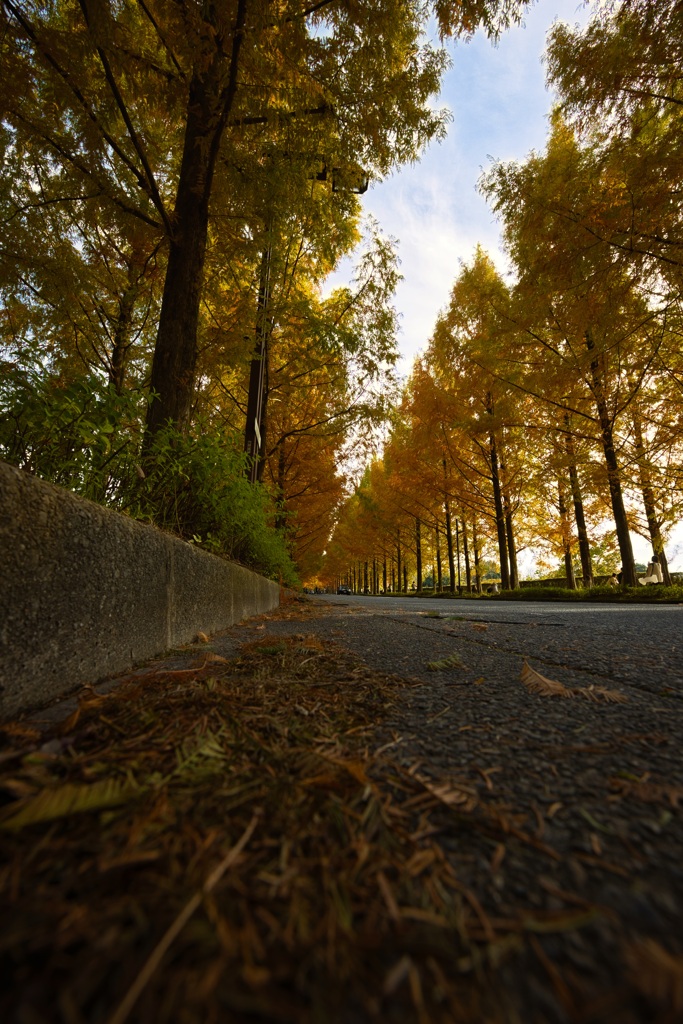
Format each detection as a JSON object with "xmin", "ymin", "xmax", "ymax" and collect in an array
[
  {"xmin": 323, "ymin": 0, "xmax": 683, "ymax": 591},
  {"xmin": 0, "ymin": 0, "xmax": 529, "ymax": 579}
]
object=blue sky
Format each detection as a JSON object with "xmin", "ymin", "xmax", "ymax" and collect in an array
[{"xmin": 336, "ymin": 0, "xmax": 591, "ymax": 373}]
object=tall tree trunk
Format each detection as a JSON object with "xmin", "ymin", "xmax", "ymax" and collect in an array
[
  {"xmin": 364, "ymin": 561, "xmax": 368, "ymax": 594},
  {"xmin": 585, "ymin": 330, "xmax": 636, "ymax": 585},
  {"xmin": 473, "ymin": 519, "xmax": 482, "ymax": 593},
  {"xmin": 504, "ymin": 498, "xmax": 518, "ymax": 588},
  {"xmin": 391, "ymin": 561, "xmax": 395, "ymax": 593},
  {"xmin": 435, "ymin": 525, "xmax": 442, "ymax": 593},
  {"xmin": 415, "ymin": 517, "xmax": 422, "ymax": 593},
  {"xmin": 403, "ymin": 563, "xmax": 408, "ymax": 594},
  {"xmin": 397, "ymin": 529, "xmax": 402, "ymax": 594},
  {"xmin": 565, "ymin": 421, "xmax": 593, "ymax": 587},
  {"xmin": 489, "ymin": 429, "xmax": 510, "ymax": 590},
  {"xmin": 146, "ymin": 0, "xmax": 248, "ymax": 438},
  {"xmin": 383, "ymin": 555, "xmax": 387, "ymax": 594},
  {"xmin": 443, "ymin": 459, "xmax": 456, "ymax": 593},
  {"xmin": 461, "ymin": 517, "xmax": 471, "ymax": 592},
  {"xmin": 245, "ymin": 230, "xmax": 273, "ymax": 482},
  {"xmin": 455, "ymin": 518, "xmax": 461, "ymax": 592},
  {"xmin": 110, "ymin": 278, "xmax": 137, "ymax": 394},
  {"xmin": 499, "ymin": 444, "xmax": 518, "ymax": 588},
  {"xmin": 632, "ymin": 407, "xmax": 672, "ymax": 585},
  {"xmin": 445, "ymin": 504, "xmax": 455, "ymax": 593},
  {"xmin": 558, "ymin": 478, "xmax": 576, "ymax": 589}
]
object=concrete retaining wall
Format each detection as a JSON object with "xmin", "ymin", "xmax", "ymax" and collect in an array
[{"xmin": 0, "ymin": 461, "xmax": 280, "ymax": 718}]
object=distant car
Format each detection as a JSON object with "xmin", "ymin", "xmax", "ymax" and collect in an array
[{"xmin": 337, "ymin": 585, "xmax": 351, "ymax": 595}]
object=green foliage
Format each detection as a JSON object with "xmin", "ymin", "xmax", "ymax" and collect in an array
[
  {"xmin": 135, "ymin": 425, "xmax": 298, "ymax": 586},
  {"xmin": 0, "ymin": 366, "xmax": 297, "ymax": 585},
  {"xmin": 0, "ymin": 362, "xmax": 143, "ymax": 505}
]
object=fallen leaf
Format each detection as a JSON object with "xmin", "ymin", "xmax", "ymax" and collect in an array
[
  {"xmin": 0, "ymin": 778, "xmax": 141, "ymax": 830},
  {"xmin": 490, "ymin": 843, "xmax": 506, "ymax": 873},
  {"xmin": 609, "ymin": 777, "xmax": 683, "ymax": 808},
  {"xmin": 520, "ymin": 661, "xmax": 572, "ymax": 698},
  {"xmin": 521, "ymin": 908, "xmax": 601, "ymax": 933},
  {"xmin": 580, "ymin": 684, "xmax": 629, "ymax": 704},
  {"xmin": 377, "ymin": 870, "xmax": 401, "ymax": 922},
  {"xmin": 427, "ymin": 653, "xmax": 463, "ymax": 671},
  {"xmin": 196, "ymin": 632, "xmax": 210, "ymax": 643},
  {"xmin": 417, "ymin": 776, "xmax": 478, "ymax": 813},
  {"xmin": 200, "ymin": 653, "xmax": 230, "ymax": 665},
  {"xmin": 520, "ymin": 663, "xmax": 628, "ymax": 704}
]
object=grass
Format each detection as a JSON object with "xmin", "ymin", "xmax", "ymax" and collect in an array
[{"xmin": 485, "ymin": 584, "xmax": 683, "ymax": 603}]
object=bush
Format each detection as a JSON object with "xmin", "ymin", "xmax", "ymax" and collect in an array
[
  {"xmin": 0, "ymin": 363, "xmax": 142, "ymax": 505},
  {"xmin": 134, "ymin": 425, "xmax": 298, "ymax": 585},
  {"xmin": 0, "ymin": 366, "xmax": 297, "ymax": 585}
]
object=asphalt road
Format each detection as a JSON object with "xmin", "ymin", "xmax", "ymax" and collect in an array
[
  {"xmin": 19, "ymin": 590, "xmax": 683, "ymax": 1020},
  {"xmin": 322, "ymin": 591, "xmax": 683, "ymax": 622},
  {"xmin": 310, "ymin": 594, "xmax": 683, "ymax": 695}
]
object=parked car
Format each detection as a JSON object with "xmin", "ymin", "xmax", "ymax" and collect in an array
[{"xmin": 337, "ymin": 585, "xmax": 351, "ymax": 595}]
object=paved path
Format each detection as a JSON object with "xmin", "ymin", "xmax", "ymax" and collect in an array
[
  {"xmin": 14, "ymin": 594, "xmax": 683, "ymax": 1022},
  {"xmin": 239, "ymin": 595, "xmax": 683, "ymax": 1021},
  {"xmin": 302, "ymin": 594, "xmax": 683, "ymax": 696}
]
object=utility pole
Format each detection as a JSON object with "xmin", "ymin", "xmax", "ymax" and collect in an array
[{"xmin": 244, "ymin": 225, "xmax": 273, "ymax": 484}]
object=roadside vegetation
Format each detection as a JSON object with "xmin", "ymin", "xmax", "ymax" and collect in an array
[{"xmin": 0, "ymin": 0, "xmax": 525, "ymax": 584}]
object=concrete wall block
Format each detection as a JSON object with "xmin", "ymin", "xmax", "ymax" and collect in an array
[{"xmin": 0, "ymin": 461, "xmax": 279, "ymax": 718}]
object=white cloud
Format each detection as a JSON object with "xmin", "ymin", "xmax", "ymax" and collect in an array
[{"xmin": 327, "ymin": 0, "xmax": 592, "ymax": 373}]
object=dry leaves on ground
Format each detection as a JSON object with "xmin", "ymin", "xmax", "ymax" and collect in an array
[
  {"xmin": 520, "ymin": 661, "xmax": 628, "ymax": 704},
  {"xmin": 0, "ymin": 619, "xmax": 675, "ymax": 1024},
  {"xmin": 0, "ymin": 635, "xmax": 519, "ymax": 1024}
]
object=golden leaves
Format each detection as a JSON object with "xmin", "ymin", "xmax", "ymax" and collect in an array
[{"xmin": 520, "ymin": 661, "xmax": 628, "ymax": 704}]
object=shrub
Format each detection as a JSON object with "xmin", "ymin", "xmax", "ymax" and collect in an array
[
  {"xmin": 0, "ymin": 366, "xmax": 297, "ymax": 584},
  {"xmin": 134, "ymin": 425, "xmax": 298, "ymax": 585}
]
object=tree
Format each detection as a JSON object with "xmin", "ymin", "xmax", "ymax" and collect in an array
[
  {"xmin": 1, "ymin": 0, "xmax": 530, "ymax": 441},
  {"xmin": 480, "ymin": 116, "xmax": 682, "ymax": 585},
  {"xmin": 546, "ymin": 0, "xmax": 683, "ymax": 284}
]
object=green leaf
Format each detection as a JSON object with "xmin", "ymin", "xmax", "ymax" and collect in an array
[{"xmin": 0, "ymin": 778, "xmax": 141, "ymax": 830}]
